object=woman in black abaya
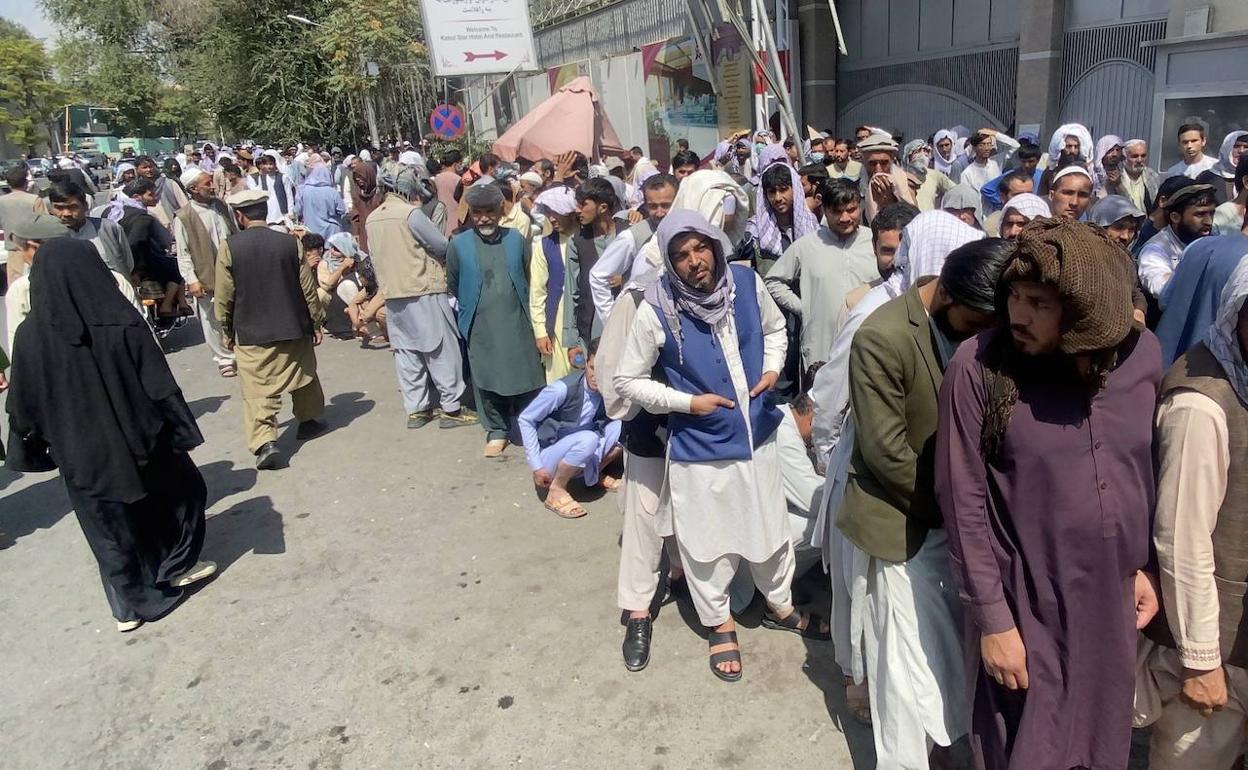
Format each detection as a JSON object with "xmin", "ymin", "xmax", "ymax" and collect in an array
[{"xmin": 6, "ymin": 238, "xmax": 215, "ymax": 632}]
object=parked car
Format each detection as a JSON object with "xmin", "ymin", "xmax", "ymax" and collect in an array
[
  {"xmin": 26, "ymin": 157, "xmax": 51, "ymax": 176},
  {"xmin": 77, "ymin": 150, "xmax": 107, "ymax": 169}
]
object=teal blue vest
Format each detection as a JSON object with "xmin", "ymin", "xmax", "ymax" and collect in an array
[{"xmin": 451, "ymin": 227, "xmax": 529, "ymax": 339}]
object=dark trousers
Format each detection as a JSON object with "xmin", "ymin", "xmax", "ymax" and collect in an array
[{"xmin": 474, "ymin": 386, "xmax": 539, "ymax": 442}]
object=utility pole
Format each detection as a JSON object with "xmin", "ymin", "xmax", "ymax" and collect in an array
[{"xmin": 359, "ymin": 53, "xmax": 382, "ymax": 148}]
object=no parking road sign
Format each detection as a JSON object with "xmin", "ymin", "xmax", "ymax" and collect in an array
[{"xmin": 429, "ymin": 103, "xmax": 466, "ymax": 140}]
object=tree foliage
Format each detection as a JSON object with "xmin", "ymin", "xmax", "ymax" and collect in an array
[
  {"xmin": 40, "ymin": 0, "xmax": 436, "ymax": 146},
  {"xmin": 0, "ymin": 22, "xmax": 69, "ymax": 154}
]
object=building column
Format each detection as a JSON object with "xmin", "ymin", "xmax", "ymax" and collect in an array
[
  {"xmin": 1014, "ymin": 0, "xmax": 1065, "ymax": 137},
  {"xmin": 797, "ymin": 0, "xmax": 837, "ymax": 133}
]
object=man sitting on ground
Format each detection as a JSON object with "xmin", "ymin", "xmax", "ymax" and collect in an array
[{"xmin": 518, "ymin": 340, "xmax": 623, "ymax": 519}]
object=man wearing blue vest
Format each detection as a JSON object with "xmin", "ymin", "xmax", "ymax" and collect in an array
[
  {"xmin": 528, "ymin": 186, "xmax": 580, "ymax": 383},
  {"xmin": 614, "ymin": 210, "xmax": 827, "ymax": 683},
  {"xmin": 446, "ymin": 183, "xmax": 545, "ymax": 458},
  {"xmin": 517, "ymin": 341, "xmax": 622, "ymax": 518}
]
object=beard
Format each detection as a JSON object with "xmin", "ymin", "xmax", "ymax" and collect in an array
[
  {"xmin": 475, "ymin": 225, "xmax": 499, "ymax": 238},
  {"xmin": 1175, "ymin": 221, "xmax": 1205, "ymax": 245}
]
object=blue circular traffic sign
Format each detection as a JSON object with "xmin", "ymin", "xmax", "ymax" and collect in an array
[{"xmin": 430, "ymin": 104, "xmax": 466, "ymax": 140}]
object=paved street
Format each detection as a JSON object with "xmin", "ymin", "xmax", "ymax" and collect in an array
[{"xmin": 0, "ymin": 321, "xmax": 873, "ymax": 769}]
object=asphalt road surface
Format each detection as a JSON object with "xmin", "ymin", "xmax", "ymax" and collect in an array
[{"xmin": 0, "ymin": 319, "xmax": 875, "ymax": 768}]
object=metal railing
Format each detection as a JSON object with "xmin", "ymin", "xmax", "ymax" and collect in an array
[{"xmin": 530, "ymin": 0, "xmax": 620, "ymax": 29}]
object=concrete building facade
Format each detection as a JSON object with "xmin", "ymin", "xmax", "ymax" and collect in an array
[{"xmin": 466, "ymin": 0, "xmax": 1246, "ymax": 166}]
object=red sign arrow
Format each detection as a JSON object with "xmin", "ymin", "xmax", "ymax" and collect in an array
[{"xmin": 464, "ymin": 50, "xmax": 507, "ymax": 62}]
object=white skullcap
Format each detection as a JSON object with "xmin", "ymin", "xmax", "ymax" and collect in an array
[
  {"xmin": 399, "ymin": 150, "xmax": 422, "ymax": 166},
  {"xmin": 1001, "ymin": 192, "xmax": 1050, "ymax": 220},
  {"xmin": 1051, "ymin": 165, "xmax": 1093, "ymax": 185},
  {"xmin": 518, "ymin": 171, "xmax": 543, "ymax": 186},
  {"xmin": 180, "ymin": 167, "xmax": 208, "ymax": 187}
]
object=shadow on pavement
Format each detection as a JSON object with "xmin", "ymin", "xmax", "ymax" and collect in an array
[
  {"xmin": 801, "ymin": 635, "xmax": 877, "ymax": 768},
  {"xmin": 281, "ymin": 390, "xmax": 375, "ymax": 461},
  {"xmin": 187, "ymin": 395, "xmax": 229, "ymax": 419},
  {"xmin": 0, "ymin": 472, "xmax": 72, "ymax": 550},
  {"xmin": 199, "ymin": 460, "xmax": 259, "ymax": 510},
  {"xmin": 158, "ymin": 312, "xmax": 205, "ymax": 355},
  {"xmin": 204, "ymin": 495, "xmax": 286, "ymax": 574}
]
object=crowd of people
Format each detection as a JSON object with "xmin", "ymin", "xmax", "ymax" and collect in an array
[{"xmin": 2, "ymin": 117, "xmax": 1248, "ymax": 769}]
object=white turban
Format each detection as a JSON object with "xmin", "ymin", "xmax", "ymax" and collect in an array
[
  {"xmin": 534, "ymin": 186, "xmax": 577, "ymax": 216},
  {"xmin": 399, "ymin": 150, "xmax": 422, "ymax": 167}
]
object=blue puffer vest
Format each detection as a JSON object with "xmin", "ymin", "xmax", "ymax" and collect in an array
[{"xmin": 649, "ymin": 264, "xmax": 783, "ymax": 462}]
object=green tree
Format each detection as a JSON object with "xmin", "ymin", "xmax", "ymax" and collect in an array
[
  {"xmin": 0, "ymin": 23, "xmax": 69, "ymax": 155},
  {"xmin": 40, "ymin": 0, "xmax": 436, "ymax": 146}
]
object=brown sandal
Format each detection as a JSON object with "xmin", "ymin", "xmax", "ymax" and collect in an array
[{"xmin": 544, "ymin": 495, "xmax": 586, "ymax": 519}]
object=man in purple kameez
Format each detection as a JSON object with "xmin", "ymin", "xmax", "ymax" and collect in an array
[{"xmin": 935, "ymin": 218, "xmax": 1163, "ymax": 769}]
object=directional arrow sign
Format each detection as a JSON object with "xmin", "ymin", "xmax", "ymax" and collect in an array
[
  {"xmin": 464, "ymin": 50, "xmax": 508, "ymax": 62},
  {"xmin": 418, "ymin": 0, "xmax": 537, "ymax": 77}
]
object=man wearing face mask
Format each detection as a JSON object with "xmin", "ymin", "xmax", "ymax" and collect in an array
[
  {"xmin": 447, "ymin": 183, "xmax": 546, "ymax": 458},
  {"xmin": 838, "ymin": 237, "xmax": 1013, "ymax": 767},
  {"xmin": 807, "ymin": 136, "xmax": 827, "ymax": 166},
  {"xmin": 215, "ymin": 189, "xmax": 327, "ymax": 470}
]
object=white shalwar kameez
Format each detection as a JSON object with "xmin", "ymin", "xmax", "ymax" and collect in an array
[
  {"xmin": 808, "ymin": 213, "xmax": 978, "ymax": 767},
  {"xmin": 614, "ymin": 272, "xmax": 794, "ymax": 627}
]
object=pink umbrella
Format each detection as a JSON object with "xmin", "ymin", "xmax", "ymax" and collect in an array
[{"xmin": 492, "ymin": 76, "xmax": 627, "ymax": 163}]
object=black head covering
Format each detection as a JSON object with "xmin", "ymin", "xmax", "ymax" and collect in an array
[{"xmin": 6, "ymin": 238, "xmax": 202, "ymax": 502}]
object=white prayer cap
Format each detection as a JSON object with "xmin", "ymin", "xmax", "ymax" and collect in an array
[
  {"xmin": 1051, "ymin": 165, "xmax": 1093, "ymax": 185},
  {"xmin": 518, "ymin": 171, "xmax": 543, "ymax": 187},
  {"xmin": 180, "ymin": 167, "xmax": 208, "ymax": 187},
  {"xmin": 534, "ymin": 186, "xmax": 577, "ymax": 216},
  {"xmin": 399, "ymin": 150, "xmax": 422, "ymax": 166},
  {"xmin": 1001, "ymin": 192, "xmax": 1050, "ymax": 221}
]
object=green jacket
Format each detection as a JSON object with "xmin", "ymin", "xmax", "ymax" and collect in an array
[{"xmin": 838, "ymin": 281, "xmax": 945, "ymax": 562}]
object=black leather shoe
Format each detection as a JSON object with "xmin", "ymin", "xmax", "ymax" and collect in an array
[
  {"xmin": 255, "ymin": 442, "xmax": 281, "ymax": 470},
  {"xmin": 622, "ymin": 616, "xmax": 653, "ymax": 672},
  {"xmin": 295, "ymin": 419, "xmax": 328, "ymax": 440}
]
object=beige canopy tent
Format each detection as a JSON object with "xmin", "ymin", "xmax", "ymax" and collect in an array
[{"xmin": 491, "ymin": 76, "xmax": 627, "ymax": 163}]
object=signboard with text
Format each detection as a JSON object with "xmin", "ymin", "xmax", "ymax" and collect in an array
[{"xmin": 419, "ymin": 0, "xmax": 539, "ymax": 77}]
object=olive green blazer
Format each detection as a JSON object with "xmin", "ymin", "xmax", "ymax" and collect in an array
[{"xmin": 837, "ymin": 281, "xmax": 945, "ymax": 562}]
